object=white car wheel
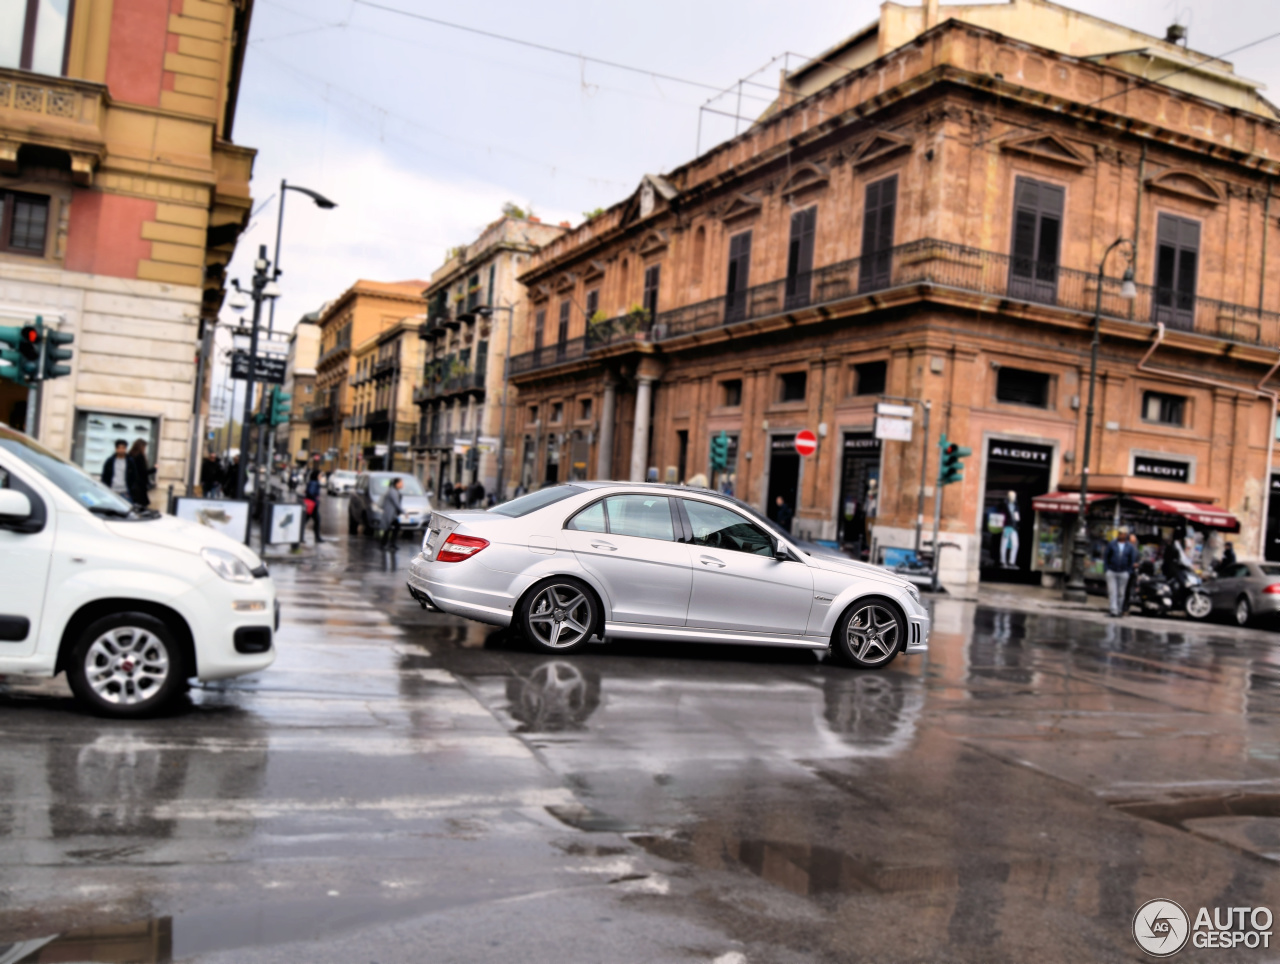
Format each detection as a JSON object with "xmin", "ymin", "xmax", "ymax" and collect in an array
[{"xmin": 66, "ymin": 612, "xmax": 186, "ymax": 717}]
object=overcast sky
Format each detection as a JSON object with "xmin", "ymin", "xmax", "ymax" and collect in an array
[{"xmin": 218, "ymin": 0, "xmax": 1280, "ymax": 338}]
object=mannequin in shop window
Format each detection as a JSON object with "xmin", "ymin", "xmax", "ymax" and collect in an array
[{"xmin": 1000, "ymin": 491, "xmax": 1020, "ymax": 568}]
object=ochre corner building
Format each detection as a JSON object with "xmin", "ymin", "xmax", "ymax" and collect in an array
[
  {"xmin": 507, "ymin": 0, "xmax": 1280, "ymax": 586},
  {"xmin": 0, "ymin": 0, "xmax": 255, "ymax": 494}
]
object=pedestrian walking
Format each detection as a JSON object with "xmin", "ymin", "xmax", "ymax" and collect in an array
[
  {"xmin": 442, "ymin": 479, "xmax": 454, "ymax": 508},
  {"xmin": 101, "ymin": 438, "xmax": 138, "ymax": 502},
  {"xmin": 304, "ymin": 469, "xmax": 323, "ymax": 543},
  {"xmin": 126, "ymin": 439, "xmax": 152, "ymax": 508},
  {"xmin": 200, "ymin": 452, "xmax": 222, "ymax": 498},
  {"xmin": 1122, "ymin": 532, "xmax": 1140, "ymax": 612},
  {"xmin": 468, "ymin": 479, "xmax": 485, "ymax": 508},
  {"xmin": 1104, "ymin": 528, "xmax": 1137, "ymax": 617},
  {"xmin": 774, "ymin": 495, "xmax": 794, "ymax": 533},
  {"xmin": 380, "ymin": 477, "xmax": 404, "ymax": 549}
]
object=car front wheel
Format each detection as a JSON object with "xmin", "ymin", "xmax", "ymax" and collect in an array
[
  {"xmin": 519, "ymin": 578, "xmax": 597, "ymax": 654},
  {"xmin": 1235, "ymin": 595, "xmax": 1252, "ymax": 627},
  {"xmin": 65, "ymin": 612, "xmax": 186, "ymax": 717},
  {"xmin": 833, "ymin": 597, "xmax": 904, "ymax": 669}
]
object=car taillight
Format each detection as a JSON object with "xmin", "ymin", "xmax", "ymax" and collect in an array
[
  {"xmin": 436, "ymin": 533, "xmax": 489, "ymax": 563},
  {"xmin": 1264, "ymin": 583, "xmax": 1280, "ymax": 595}
]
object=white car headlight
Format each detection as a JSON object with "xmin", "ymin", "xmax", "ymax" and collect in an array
[
  {"xmin": 202, "ymin": 546, "xmax": 255, "ymax": 583},
  {"xmin": 905, "ymin": 582, "xmax": 921, "ymax": 604}
]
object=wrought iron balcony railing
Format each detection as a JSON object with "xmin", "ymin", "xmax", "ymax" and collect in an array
[{"xmin": 508, "ymin": 238, "xmax": 1280, "ymax": 377}]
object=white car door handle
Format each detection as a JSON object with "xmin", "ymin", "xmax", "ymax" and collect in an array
[
  {"xmin": 590, "ymin": 541, "xmax": 618, "ymax": 551},
  {"xmin": 699, "ymin": 555, "xmax": 726, "ymax": 568}
]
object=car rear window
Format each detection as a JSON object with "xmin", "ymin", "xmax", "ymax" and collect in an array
[
  {"xmin": 490, "ymin": 484, "xmax": 585, "ymax": 517},
  {"xmin": 1261, "ymin": 565, "xmax": 1280, "ymax": 577}
]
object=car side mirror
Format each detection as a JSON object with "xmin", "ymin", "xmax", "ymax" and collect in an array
[
  {"xmin": 773, "ymin": 540, "xmax": 794, "ymax": 562},
  {"xmin": 0, "ymin": 489, "xmax": 33, "ymax": 523}
]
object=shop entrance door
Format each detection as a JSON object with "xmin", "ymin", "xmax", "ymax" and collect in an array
[
  {"xmin": 837, "ymin": 432, "xmax": 881, "ymax": 555},
  {"xmin": 1267, "ymin": 474, "xmax": 1280, "ymax": 562},
  {"xmin": 766, "ymin": 435, "xmax": 800, "ymax": 533},
  {"xmin": 981, "ymin": 439, "xmax": 1052, "ymax": 584}
]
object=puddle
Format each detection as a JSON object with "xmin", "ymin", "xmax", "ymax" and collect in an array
[
  {"xmin": 545, "ymin": 802, "xmax": 639, "ymax": 833},
  {"xmin": 3, "ymin": 892, "xmax": 473, "ymax": 962}
]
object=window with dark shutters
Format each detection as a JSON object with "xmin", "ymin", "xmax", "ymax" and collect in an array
[
  {"xmin": 725, "ymin": 230, "xmax": 752, "ymax": 322},
  {"xmin": 643, "ymin": 265, "xmax": 660, "ymax": 319},
  {"xmin": 557, "ymin": 302, "xmax": 571, "ymax": 359},
  {"xmin": 1153, "ymin": 214, "xmax": 1200, "ymax": 329},
  {"xmin": 784, "ymin": 206, "xmax": 817, "ymax": 309},
  {"xmin": 858, "ymin": 175, "xmax": 897, "ymax": 292},
  {"xmin": 585, "ymin": 288, "xmax": 599, "ymax": 321},
  {"xmin": 534, "ymin": 310, "xmax": 545, "ymax": 352},
  {"xmin": 1008, "ymin": 177, "xmax": 1063, "ymax": 305}
]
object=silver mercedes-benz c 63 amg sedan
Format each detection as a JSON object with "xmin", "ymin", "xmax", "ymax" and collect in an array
[{"xmin": 406, "ymin": 482, "xmax": 929, "ymax": 668}]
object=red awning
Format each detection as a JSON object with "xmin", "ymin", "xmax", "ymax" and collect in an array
[
  {"xmin": 1032, "ymin": 491, "xmax": 1107, "ymax": 513},
  {"xmin": 1131, "ymin": 497, "xmax": 1240, "ymax": 531}
]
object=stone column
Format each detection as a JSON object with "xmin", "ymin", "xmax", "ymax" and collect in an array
[
  {"xmin": 629, "ymin": 375, "xmax": 655, "ymax": 482},
  {"xmin": 596, "ymin": 375, "xmax": 617, "ymax": 479}
]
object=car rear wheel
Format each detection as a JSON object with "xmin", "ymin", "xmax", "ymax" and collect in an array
[
  {"xmin": 1235, "ymin": 595, "xmax": 1252, "ymax": 627},
  {"xmin": 65, "ymin": 612, "xmax": 186, "ymax": 718},
  {"xmin": 833, "ymin": 597, "xmax": 903, "ymax": 669},
  {"xmin": 519, "ymin": 578, "xmax": 597, "ymax": 654}
]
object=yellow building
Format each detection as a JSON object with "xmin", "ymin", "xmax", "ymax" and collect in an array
[
  {"xmin": 309, "ymin": 280, "xmax": 427, "ymax": 470},
  {"xmin": 0, "ymin": 0, "xmax": 255, "ymax": 495},
  {"xmin": 346, "ymin": 318, "xmax": 425, "ymax": 473}
]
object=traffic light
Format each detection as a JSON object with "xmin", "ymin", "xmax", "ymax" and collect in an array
[
  {"xmin": 710, "ymin": 430, "xmax": 730, "ymax": 471},
  {"xmin": 269, "ymin": 388, "xmax": 291, "ymax": 427},
  {"xmin": 42, "ymin": 326, "xmax": 74, "ymax": 380},
  {"xmin": 937, "ymin": 433, "xmax": 972, "ymax": 486},
  {"xmin": 465, "ymin": 446, "xmax": 479, "ymax": 472},
  {"xmin": 0, "ymin": 324, "xmax": 40, "ymax": 384}
]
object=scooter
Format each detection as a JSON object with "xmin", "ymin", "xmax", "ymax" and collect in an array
[{"xmin": 1134, "ymin": 563, "xmax": 1212, "ymax": 620}]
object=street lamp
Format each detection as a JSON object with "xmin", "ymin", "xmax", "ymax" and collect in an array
[
  {"xmin": 477, "ymin": 303, "xmax": 515, "ymax": 500},
  {"xmin": 1063, "ymin": 238, "xmax": 1136, "ymax": 601},
  {"xmin": 233, "ymin": 244, "xmax": 282, "ymax": 542},
  {"xmin": 267, "ymin": 179, "xmax": 337, "ymax": 334}
]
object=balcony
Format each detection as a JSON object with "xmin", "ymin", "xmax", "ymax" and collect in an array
[
  {"xmin": 317, "ymin": 342, "xmax": 349, "ymax": 367},
  {"xmin": 368, "ymin": 408, "xmax": 390, "ymax": 424},
  {"xmin": 508, "ymin": 238, "xmax": 1280, "ymax": 377},
  {"xmin": 307, "ymin": 405, "xmax": 334, "ymax": 424},
  {"xmin": 375, "ymin": 356, "xmax": 397, "ymax": 375},
  {"xmin": 0, "ymin": 68, "xmax": 107, "ymax": 184}
]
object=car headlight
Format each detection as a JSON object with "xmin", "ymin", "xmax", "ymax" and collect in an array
[
  {"xmin": 905, "ymin": 582, "xmax": 921, "ymax": 604},
  {"xmin": 202, "ymin": 546, "xmax": 255, "ymax": 584}
]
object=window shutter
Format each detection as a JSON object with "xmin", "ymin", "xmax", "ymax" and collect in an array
[
  {"xmin": 726, "ymin": 230, "xmax": 752, "ymax": 320},
  {"xmin": 859, "ymin": 176, "xmax": 897, "ymax": 291}
]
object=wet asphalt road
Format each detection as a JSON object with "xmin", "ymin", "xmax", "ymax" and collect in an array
[{"xmin": 4, "ymin": 499, "xmax": 1280, "ymax": 962}]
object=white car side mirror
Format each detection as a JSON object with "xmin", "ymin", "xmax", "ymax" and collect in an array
[{"xmin": 0, "ymin": 488, "xmax": 32, "ymax": 520}]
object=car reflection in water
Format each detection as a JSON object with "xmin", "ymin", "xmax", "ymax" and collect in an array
[
  {"xmin": 505, "ymin": 661, "xmax": 602, "ymax": 733},
  {"xmin": 822, "ymin": 671, "xmax": 924, "ymax": 757}
]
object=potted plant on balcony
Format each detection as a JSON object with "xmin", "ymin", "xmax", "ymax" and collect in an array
[
  {"xmin": 585, "ymin": 309, "xmax": 610, "ymax": 345},
  {"xmin": 621, "ymin": 303, "xmax": 650, "ymax": 339}
]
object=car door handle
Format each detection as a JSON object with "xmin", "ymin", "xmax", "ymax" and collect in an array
[
  {"xmin": 699, "ymin": 555, "xmax": 726, "ymax": 568},
  {"xmin": 590, "ymin": 541, "xmax": 618, "ymax": 551}
]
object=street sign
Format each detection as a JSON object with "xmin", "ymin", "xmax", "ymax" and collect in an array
[
  {"xmin": 876, "ymin": 402, "xmax": 914, "ymax": 419},
  {"xmin": 794, "ymin": 430, "xmax": 818, "ymax": 457},
  {"xmin": 230, "ymin": 350, "xmax": 286, "ymax": 384},
  {"xmin": 207, "ymin": 412, "xmax": 227, "ymax": 429},
  {"xmin": 875, "ymin": 415, "xmax": 913, "ymax": 441}
]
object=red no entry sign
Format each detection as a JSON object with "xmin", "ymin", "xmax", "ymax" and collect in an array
[{"xmin": 794, "ymin": 430, "xmax": 818, "ymax": 457}]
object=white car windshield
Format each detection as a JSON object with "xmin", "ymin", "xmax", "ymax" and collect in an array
[{"xmin": 0, "ymin": 425, "xmax": 137, "ymax": 517}]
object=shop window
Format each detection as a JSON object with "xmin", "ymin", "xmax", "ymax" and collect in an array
[
  {"xmin": 778, "ymin": 371, "xmax": 807, "ymax": 403},
  {"xmin": 578, "ymin": 398, "xmax": 592, "ymax": 421},
  {"xmin": 1142, "ymin": 390, "xmax": 1186, "ymax": 426},
  {"xmin": 2, "ymin": 0, "xmax": 72, "ymax": 74},
  {"xmin": 721, "ymin": 378, "xmax": 742, "ymax": 407},
  {"xmin": 0, "ymin": 191, "xmax": 50, "ymax": 255},
  {"xmin": 853, "ymin": 361, "xmax": 887, "ymax": 396},
  {"xmin": 995, "ymin": 367, "xmax": 1050, "ymax": 408}
]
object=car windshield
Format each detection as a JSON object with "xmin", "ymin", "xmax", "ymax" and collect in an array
[
  {"xmin": 370, "ymin": 474, "xmax": 425, "ymax": 496},
  {"xmin": 490, "ymin": 484, "xmax": 586, "ymax": 517},
  {"xmin": 0, "ymin": 425, "xmax": 137, "ymax": 517}
]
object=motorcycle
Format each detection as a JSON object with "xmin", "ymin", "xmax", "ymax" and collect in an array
[{"xmin": 1133, "ymin": 563, "xmax": 1212, "ymax": 620}]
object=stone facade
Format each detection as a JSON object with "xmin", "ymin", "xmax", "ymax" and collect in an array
[
  {"xmin": 0, "ymin": 0, "xmax": 254, "ymax": 496},
  {"xmin": 308, "ymin": 280, "xmax": 427, "ymax": 470},
  {"xmin": 415, "ymin": 215, "xmax": 566, "ymax": 498},
  {"xmin": 507, "ymin": 8, "xmax": 1280, "ymax": 585},
  {"xmin": 278, "ymin": 314, "xmax": 319, "ymax": 464},
  {"xmin": 348, "ymin": 318, "xmax": 423, "ymax": 474}
]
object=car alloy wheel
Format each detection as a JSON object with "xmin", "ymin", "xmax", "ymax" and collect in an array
[
  {"xmin": 1235, "ymin": 596, "xmax": 1251, "ymax": 627},
  {"xmin": 66, "ymin": 612, "xmax": 185, "ymax": 717},
  {"xmin": 1185, "ymin": 590, "xmax": 1212, "ymax": 620},
  {"xmin": 835, "ymin": 598, "xmax": 904, "ymax": 669},
  {"xmin": 524, "ymin": 581, "xmax": 595, "ymax": 652}
]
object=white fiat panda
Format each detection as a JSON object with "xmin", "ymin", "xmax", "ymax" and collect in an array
[{"xmin": 0, "ymin": 425, "xmax": 277, "ymax": 717}]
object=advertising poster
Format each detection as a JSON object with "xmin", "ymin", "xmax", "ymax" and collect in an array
[
  {"xmin": 267, "ymin": 502, "xmax": 303, "ymax": 545},
  {"xmin": 174, "ymin": 498, "xmax": 250, "ymax": 543}
]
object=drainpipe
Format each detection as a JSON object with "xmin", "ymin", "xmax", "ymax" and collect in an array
[{"xmin": 1137, "ymin": 323, "xmax": 1280, "ymax": 557}]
